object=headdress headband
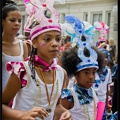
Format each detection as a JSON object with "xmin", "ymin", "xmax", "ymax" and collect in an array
[
  {"xmin": 24, "ymin": 0, "xmax": 61, "ymax": 40},
  {"xmin": 63, "ymin": 15, "xmax": 98, "ymax": 72}
]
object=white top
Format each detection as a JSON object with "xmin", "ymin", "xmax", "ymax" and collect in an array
[
  {"xmin": 69, "ymin": 87, "xmax": 98, "ymax": 120},
  {"xmin": 2, "ymin": 40, "xmax": 24, "ymax": 90},
  {"xmin": 67, "ymin": 77, "xmax": 75, "ymax": 88},
  {"xmin": 92, "ymin": 66, "xmax": 112, "ymax": 102},
  {"xmin": 12, "ymin": 61, "xmax": 64, "ymax": 120}
]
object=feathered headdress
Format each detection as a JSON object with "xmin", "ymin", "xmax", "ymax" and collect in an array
[
  {"xmin": 24, "ymin": 0, "xmax": 61, "ymax": 40},
  {"xmin": 63, "ymin": 15, "xmax": 98, "ymax": 72},
  {"xmin": 94, "ymin": 21, "xmax": 109, "ymax": 42}
]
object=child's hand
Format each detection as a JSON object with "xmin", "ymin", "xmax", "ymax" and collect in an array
[
  {"xmin": 19, "ymin": 107, "xmax": 49, "ymax": 120},
  {"xmin": 59, "ymin": 110, "xmax": 72, "ymax": 120}
]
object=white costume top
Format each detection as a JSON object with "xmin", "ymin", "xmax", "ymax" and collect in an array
[
  {"xmin": 92, "ymin": 66, "xmax": 112, "ymax": 102},
  {"xmin": 67, "ymin": 77, "xmax": 75, "ymax": 88},
  {"xmin": 69, "ymin": 87, "xmax": 98, "ymax": 120},
  {"xmin": 10, "ymin": 61, "xmax": 64, "ymax": 120},
  {"xmin": 2, "ymin": 40, "xmax": 24, "ymax": 90}
]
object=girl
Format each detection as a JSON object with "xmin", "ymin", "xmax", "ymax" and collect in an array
[
  {"xmin": 59, "ymin": 15, "xmax": 105, "ymax": 120},
  {"xmin": 2, "ymin": 0, "xmax": 29, "ymax": 90},
  {"xmin": 2, "ymin": 0, "xmax": 72, "ymax": 120},
  {"xmin": 61, "ymin": 45, "xmax": 104, "ymax": 120}
]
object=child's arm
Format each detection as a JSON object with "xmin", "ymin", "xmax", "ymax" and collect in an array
[
  {"xmin": 54, "ymin": 69, "xmax": 73, "ymax": 120},
  {"xmin": 2, "ymin": 73, "xmax": 48, "ymax": 120},
  {"xmin": 54, "ymin": 98, "xmax": 72, "ymax": 120}
]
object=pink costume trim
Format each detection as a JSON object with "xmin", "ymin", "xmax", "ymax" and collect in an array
[
  {"xmin": 30, "ymin": 25, "xmax": 61, "ymax": 40},
  {"xmin": 6, "ymin": 62, "xmax": 27, "ymax": 87}
]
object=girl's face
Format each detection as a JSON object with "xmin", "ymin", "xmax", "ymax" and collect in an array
[
  {"xmin": 2, "ymin": 11, "xmax": 21, "ymax": 35},
  {"xmin": 76, "ymin": 68, "xmax": 97, "ymax": 89},
  {"xmin": 32, "ymin": 30, "xmax": 61, "ymax": 62}
]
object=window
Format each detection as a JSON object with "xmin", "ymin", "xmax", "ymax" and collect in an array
[
  {"xmin": 106, "ymin": 12, "xmax": 111, "ymax": 38},
  {"xmin": 84, "ymin": 12, "xmax": 88, "ymax": 21},
  {"xmin": 60, "ymin": 13, "xmax": 65, "ymax": 23},
  {"xmin": 92, "ymin": 13, "xmax": 102, "ymax": 45},
  {"xmin": 22, "ymin": 15, "xmax": 25, "ymax": 35}
]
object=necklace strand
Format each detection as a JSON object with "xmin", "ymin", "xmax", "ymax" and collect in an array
[
  {"xmin": 77, "ymin": 87, "xmax": 96, "ymax": 120},
  {"xmin": 38, "ymin": 67, "xmax": 55, "ymax": 110}
]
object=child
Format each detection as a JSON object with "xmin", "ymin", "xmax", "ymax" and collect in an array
[
  {"xmin": 2, "ymin": 0, "xmax": 72, "ymax": 120},
  {"xmin": 60, "ymin": 15, "xmax": 105, "ymax": 120},
  {"xmin": 93, "ymin": 47, "xmax": 112, "ymax": 120},
  {"xmin": 2, "ymin": 0, "xmax": 29, "ymax": 91}
]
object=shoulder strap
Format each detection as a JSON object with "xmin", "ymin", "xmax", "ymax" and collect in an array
[
  {"xmin": 19, "ymin": 40, "xmax": 24, "ymax": 57},
  {"xmin": 69, "ymin": 87, "xmax": 77, "ymax": 104}
]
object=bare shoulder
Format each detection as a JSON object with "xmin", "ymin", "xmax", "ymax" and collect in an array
[{"xmin": 22, "ymin": 40, "xmax": 29, "ymax": 59}]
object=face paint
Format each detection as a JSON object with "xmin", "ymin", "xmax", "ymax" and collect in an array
[{"xmin": 40, "ymin": 42, "xmax": 46, "ymax": 46}]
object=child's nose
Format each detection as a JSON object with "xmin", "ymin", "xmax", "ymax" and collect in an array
[
  {"xmin": 89, "ymin": 73, "xmax": 94, "ymax": 79},
  {"xmin": 52, "ymin": 40, "xmax": 58, "ymax": 46}
]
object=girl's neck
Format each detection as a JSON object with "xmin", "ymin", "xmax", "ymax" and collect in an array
[
  {"xmin": 37, "ymin": 55, "xmax": 53, "ymax": 65},
  {"xmin": 2, "ymin": 32, "xmax": 17, "ymax": 43}
]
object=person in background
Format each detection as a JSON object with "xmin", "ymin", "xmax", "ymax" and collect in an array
[
  {"xmin": 2, "ymin": 0, "xmax": 29, "ymax": 91},
  {"xmin": 109, "ymin": 38, "xmax": 116, "ymax": 62},
  {"xmin": 2, "ymin": 0, "xmax": 72, "ymax": 120},
  {"xmin": 111, "ymin": 56, "xmax": 118, "ymax": 114},
  {"xmin": 93, "ymin": 48, "xmax": 112, "ymax": 120}
]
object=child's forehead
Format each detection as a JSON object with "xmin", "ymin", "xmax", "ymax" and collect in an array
[
  {"xmin": 81, "ymin": 68, "xmax": 97, "ymax": 71},
  {"xmin": 41, "ymin": 31, "xmax": 61, "ymax": 36}
]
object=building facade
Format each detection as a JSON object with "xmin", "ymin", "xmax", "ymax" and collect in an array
[{"xmin": 16, "ymin": 0, "xmax": 118, "ymax": 51}]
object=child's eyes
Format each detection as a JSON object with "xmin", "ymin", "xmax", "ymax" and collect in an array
[
  {"xmin": 84, "ymin": 71, "xmax": 89, "ymax": 75},
  {"xmin": 44, "ymin": 38, "xmax": 51, "ymax": 42},
  {"xmin": 10, "ymin": 19, "xmax": 16, "ymax": 22},
  {"xmin": 10, "ymin": 19, "xmax": 21, "ymax": 23},
  {"xmin": 84, "ymin": 71, "xmax": 95, "ymax": 75},
  {"xmin": 56, "ymin": 38, "xmax": 61, "ymax": 42},
  {"xmin": 44, "ymin": 37, "xmax": 61, "ymax": 42}
]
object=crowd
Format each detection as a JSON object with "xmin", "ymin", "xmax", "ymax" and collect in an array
[{"xmin": 2, "ymin": 0, "xmax": 118, "ymax": 120}]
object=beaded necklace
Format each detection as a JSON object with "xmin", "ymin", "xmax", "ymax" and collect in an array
[
  {"xmin": 23, "ymin": 62, "xmax": 59, "ymax": 112},
  {"xmin": 38, "ymin": 67, "xmax": 55, "ymax": 113},
  {"xmin": 77, "ymin": 87, "xmax": 96, "ymax": 120}
]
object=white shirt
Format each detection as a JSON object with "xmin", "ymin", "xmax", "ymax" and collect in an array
[
  {"xmin": 2, "ymin": 40, "xmax": 24, "ymax": 90},
  {"xmin": 69, "ymin": 87, "xmax": 98, "ymax": 120},
  {"xmin": 12, "ymin": 61, "xmax": 64, "ymax": 120}
]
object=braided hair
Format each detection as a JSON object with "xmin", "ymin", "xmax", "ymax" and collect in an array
[{"xmin": 28, "ymin": 21, "xmax": 39, "ymax": 86}]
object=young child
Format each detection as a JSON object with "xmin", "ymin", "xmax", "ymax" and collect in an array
[
  {"xmin": 93, "ymin": 47, "xmax": 112, "ymax": 119},
  {"xmin": 2, "ymin": 0, "xmax": 72, "ymax": 120},
  {"xmin": 59, "ymin": 15, "xmax": 105, "ymax": 120}
]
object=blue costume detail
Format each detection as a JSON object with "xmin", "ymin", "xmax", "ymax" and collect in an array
[{"xmin": 62, "ymin": 84, "xmax": 93, "ymax": 105}]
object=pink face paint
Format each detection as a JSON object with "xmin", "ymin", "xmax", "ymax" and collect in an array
[{"xmin": 40, "ymin": 42, "xmax": 47, "ymax": 46}]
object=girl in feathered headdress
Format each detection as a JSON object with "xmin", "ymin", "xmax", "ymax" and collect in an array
[
  {"xmin": 2, "ymin": 0, "xmax": 72, "ymax": 120},
  {"xmin": 60, "ymin": 15, "xmax": 105, "ymax": 120}
]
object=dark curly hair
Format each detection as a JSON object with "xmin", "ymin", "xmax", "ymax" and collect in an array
[{"xmin": 61, "ymin": 45, "xmax": 104, "ymax": 78}]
